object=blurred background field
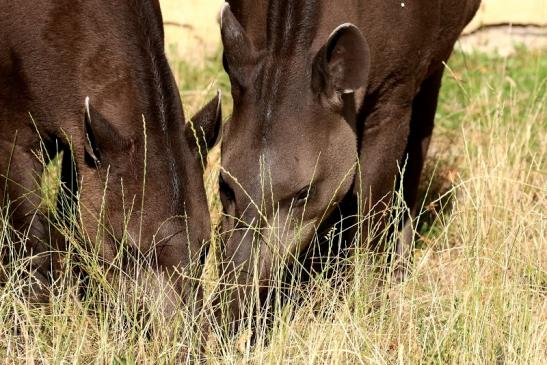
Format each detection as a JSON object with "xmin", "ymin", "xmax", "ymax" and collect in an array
[{"xmin": 161, "ymin": 0, "xmax": 223, "ymax": 64}]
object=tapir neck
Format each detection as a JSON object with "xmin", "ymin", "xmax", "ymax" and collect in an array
[
  {"xmin": 265, "ymin": 1, "xmax": 322, "ymax": 55},
  {"xmin": 229, "ymin": 0, "xmax": 337, "ymax": 55},
  {"xmin": 228, "ymin": 0, "xmax": 372, "ymax": 60}
]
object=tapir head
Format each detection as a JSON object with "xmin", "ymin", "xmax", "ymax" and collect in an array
[
  {"xmin": 217, "ymin": 3, "xmax": 371, "ymax": 324},
  {"xmin": 58, "ymin": 0, "xmax": 223, "ymax": 316},
  {"xmin": 1, "ymin": 0, "xmax": 222, "ymax": 331},
  {"xmin": 76, "ymin": 91, "xmax": 221, "ymax": 315}
]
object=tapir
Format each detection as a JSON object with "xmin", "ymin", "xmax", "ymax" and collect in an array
[
  {"xmin": 0, "ymin": 0, "xmax": 221, "ymax": 316},
  {"xmin": 217, "ymin": 0, "xmax": 480, "ymax": 326}
]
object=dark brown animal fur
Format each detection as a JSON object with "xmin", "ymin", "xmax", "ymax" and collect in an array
[
  {"xmin": 218, "ymin": 0, "xmax": 480, "ymax": 327},
  {"xmin": 0, "ymin": 0, "xmax": 220, "ymax": 316}
]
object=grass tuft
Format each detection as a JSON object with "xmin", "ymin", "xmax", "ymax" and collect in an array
[{"xmin": 0, "ymin": 47, "xmax": 545, "ymax": 363}]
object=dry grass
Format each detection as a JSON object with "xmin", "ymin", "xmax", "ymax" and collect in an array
[{"xmin": 1, "ymin": 44, "xmax": 546, "ymax": 365}]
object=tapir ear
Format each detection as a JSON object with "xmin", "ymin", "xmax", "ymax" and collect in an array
[
  {"xmin": 186, "ymin": 91, "xmax": 222, "ymax": 162},
  {"xmin": 312, "ymin": 23, "xmax": 371, "ymax": 97},
  {"xmin": 220, "ymin": 3, "xmax": 255, "ymax": 86}
]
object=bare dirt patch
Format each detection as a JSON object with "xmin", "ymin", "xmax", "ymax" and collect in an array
[{"xmin": 458, "ymin": 25, "xmax": 547, "ymax": 56}]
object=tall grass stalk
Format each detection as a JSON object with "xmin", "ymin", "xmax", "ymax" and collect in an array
[{"xmin": 0, "ymin": 48, "xmax": 545, "ymax": 364}]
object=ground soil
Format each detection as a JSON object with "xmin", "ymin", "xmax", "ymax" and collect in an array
[{"xmin": 459, "ymin": 25, "xmax": 547, "ymax": 56}]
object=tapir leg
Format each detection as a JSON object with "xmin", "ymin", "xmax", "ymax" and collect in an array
[
  {"xmin": 355, "ymin": 96, "xmax": 413, "ymax": 254},
  {"xmin": 396, "ymin": 66, "xmax": 445, "ymax": 280},
  {"xmin": 0, "ymin": 135, "xmax": 52, "ymax": 303},
  {"xmin": 299, "ymin": 95, "xmax": 414, "ymax": 283}
]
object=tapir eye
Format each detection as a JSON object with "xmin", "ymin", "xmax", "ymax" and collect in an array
[
  {"xmin": 294, "ymin": 185, "xmax": 316, "ymax": 206},
  {"xmin": 84, "ymin": 128, "xmax": 102, "ymax": 168}
]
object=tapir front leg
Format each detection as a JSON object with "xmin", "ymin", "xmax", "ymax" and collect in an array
[
  {"xmin": 354, "ymin": 96, "xmax": 414, "ymax": 279},
  {"xmin": 397, "ymin": 67, "xmax": 445, "ymax": 280}
]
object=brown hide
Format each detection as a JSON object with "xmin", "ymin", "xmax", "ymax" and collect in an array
[
  {"xmin": 0, "ymin": 0, "xmax": 221, "ymax": 320},
  {"xmin": 218, "ymin": 0, "xmax": 480, "ymax": 328}
]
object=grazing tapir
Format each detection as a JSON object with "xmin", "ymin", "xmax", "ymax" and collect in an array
[
  {"xmin": 217, "ymin": 0, "xmax": 480, "ymax": 326},
  {"xmin": 0, "ymin": 0, "xmax": 221, "ymax": 316}
]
